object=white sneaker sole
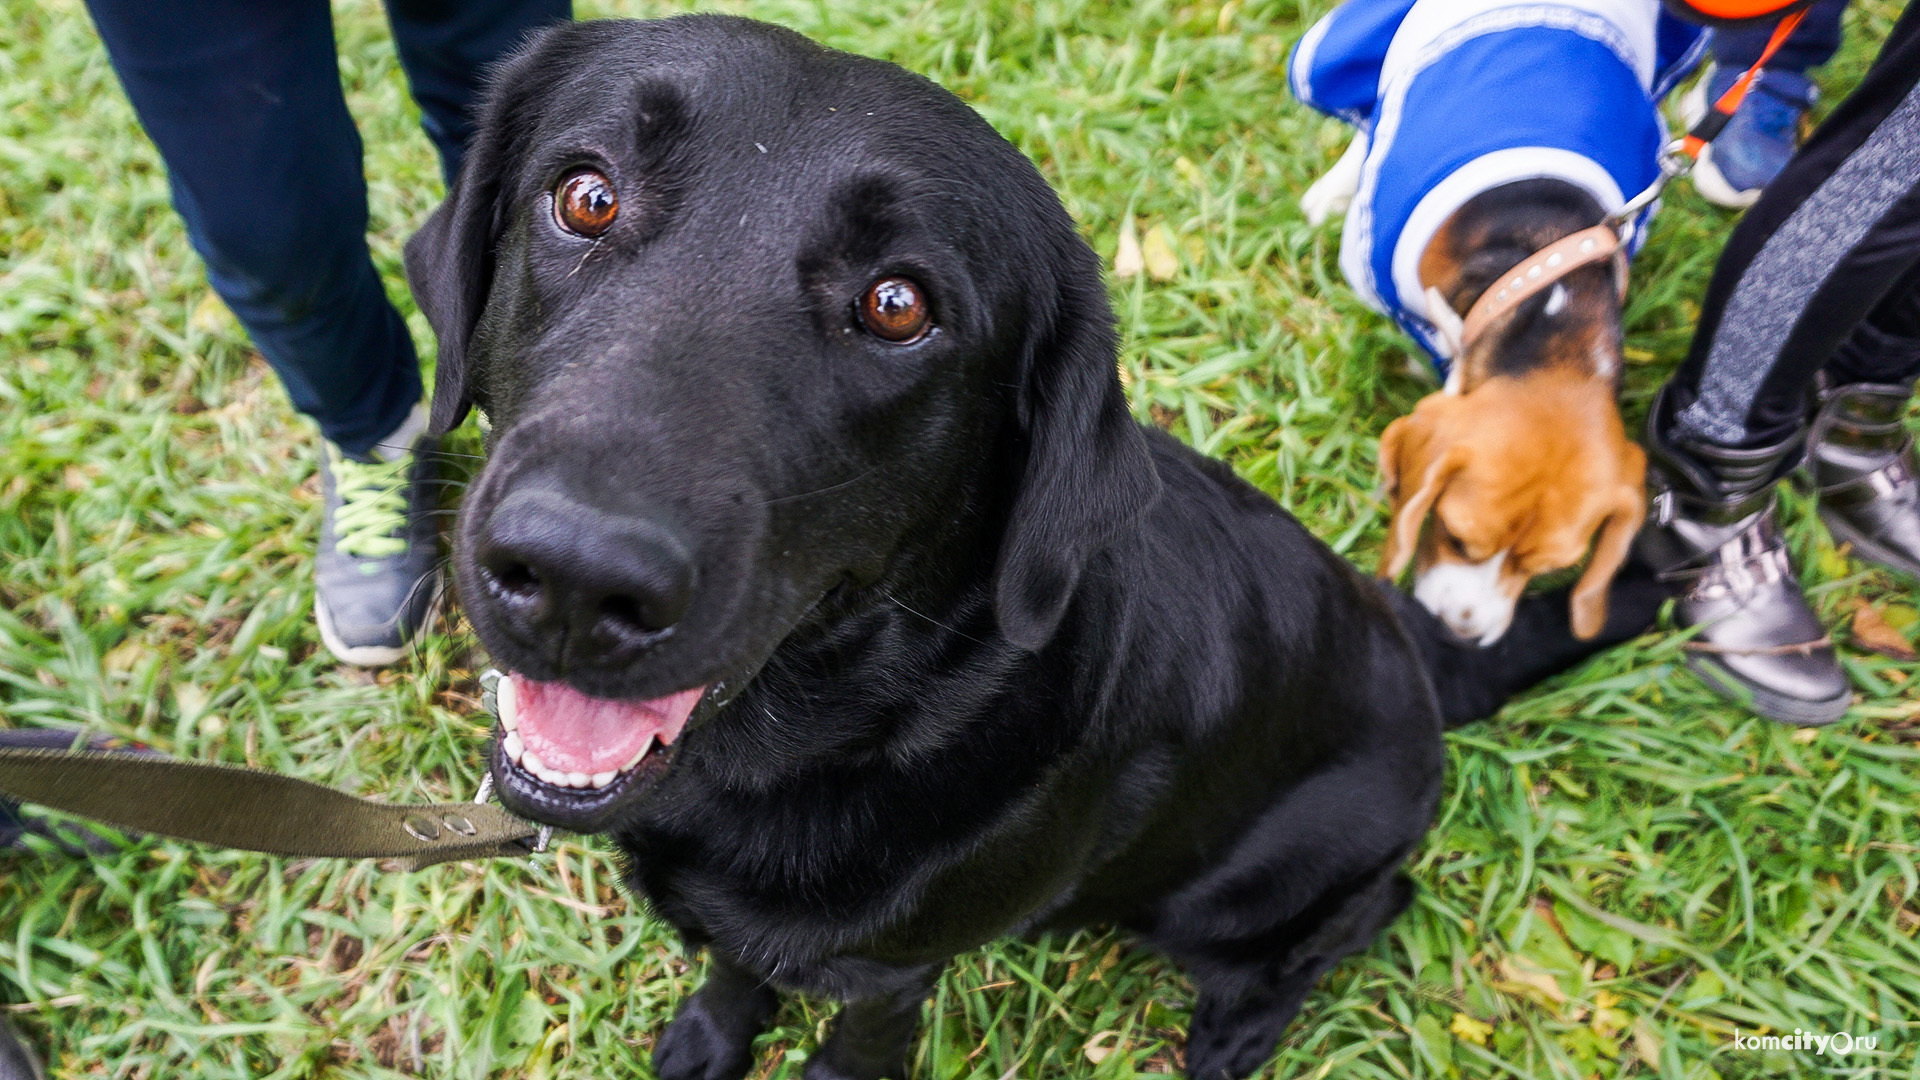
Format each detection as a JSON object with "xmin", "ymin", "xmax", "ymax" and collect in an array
[
  {"xmin": 315, "ymin": 579, "xmax": 445, "ymax": 668},
  {"xmin": 1690, "ymin": 146, "xmax": 1764, "ymax": 209},
  {"xmin": 1679, "ymin": 75, "xmax": 1764, "ymax": 210}
]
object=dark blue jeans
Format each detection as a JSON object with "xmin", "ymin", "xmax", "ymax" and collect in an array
[
  {"xmin": 1712, "ymin": 0, "xmax": 1849, "ymax": 74},
  {"xmin": 85, "ymin": 0, "xmax": 569, "ymax": 455}
]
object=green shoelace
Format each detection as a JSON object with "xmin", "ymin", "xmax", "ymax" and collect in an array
[{"xmin": 329, "ymin": 450, "xmax": 411, "ymax": 561}]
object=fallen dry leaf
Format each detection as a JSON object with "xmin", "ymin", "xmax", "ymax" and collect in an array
[
  {"xmin": 1631, "ymin": 1017, "xmax": 1664, "ymax": 1068},
  {"xmin": 1083, "ymin": 1031, "xmax": 1120, "ymax": 1064},
  {"xmin": 1851, "ymin": 599, "xmax": 1916, "ymax": 660},
  {"xmin": 1114, "ymin": 217, "xmax": 1143, "ymax": 278},
  {"xmin": 1449, "ymin": 1012, "xmax": 1492, "ymax": 1047},
  {"xmin": 1496, "ymin": 955, "xmax": 1568, "ymax": 1005},
  {"xmin": 1143, "ymin": 223, "xmax": 1180, "ymax": 281}
]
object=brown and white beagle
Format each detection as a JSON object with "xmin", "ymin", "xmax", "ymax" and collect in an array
[{"xmin": 1375, "ymin": 180, "xmax": 1646, "ymax": 645}]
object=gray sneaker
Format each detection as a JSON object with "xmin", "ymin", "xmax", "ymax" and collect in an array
[{"xmin": 315, "ymin": 404, "xmax": 441, "ymax": 667}]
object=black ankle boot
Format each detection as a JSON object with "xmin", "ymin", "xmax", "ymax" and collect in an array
[
  {"xmin": 0, "ymin": 1017, "xmax": 42, "ymax": 1080},
  {"xmin": 1808, "ymin": 377, "xmax": 1920, "ymax": 579},
  {"xmin": 1637, "ymin": 388, "xmax": 1850, "ymax": 726}
]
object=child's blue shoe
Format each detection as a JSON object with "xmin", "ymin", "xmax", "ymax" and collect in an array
[{"xmin": 1685, "ymin": 64, "xmax": 1818, "ymax": 208}]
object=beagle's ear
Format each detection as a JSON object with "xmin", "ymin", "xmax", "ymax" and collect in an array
[
  {"xmin": 994, "ymin": 265, "xmax": 1162, "ymax": 652},
  {"xmin": 1379, "ymin": 409, "xmax": 1468, "ymax": 582},
  {"xmin": 404, "ymin": 38, "xmax": 551, "ymax": 435},
  {"xmin": 1569, "ymin": 485, "xmax": 1647, "ymax": 640}
]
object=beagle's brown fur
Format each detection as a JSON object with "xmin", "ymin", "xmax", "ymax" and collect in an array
[{"xmin": 1379, "ymin": 179, "xmax": 1646, "ymax": 644}]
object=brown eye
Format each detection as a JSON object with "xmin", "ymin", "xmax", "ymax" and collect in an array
[
  {"xmin": 857, "ymin": 277, "xmax": 931, "ymax": 343},
  {"xmin": 554, "ymin": 169, "xmax": 617, "ymax": 237}
]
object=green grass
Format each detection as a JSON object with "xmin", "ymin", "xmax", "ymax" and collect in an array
[{"xmin": 2, "ymin": 0, "xmax": 1917, "ymax": 1076}]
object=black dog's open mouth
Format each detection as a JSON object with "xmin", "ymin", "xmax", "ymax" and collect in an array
[{"xmin": 490, "ymin": 674, "xmax": 707, "ymax": 831}]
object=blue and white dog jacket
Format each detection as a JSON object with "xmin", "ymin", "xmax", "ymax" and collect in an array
[{"xmin": 1289, "ymin": 0, "xmax": 1705, "ymax": 369}]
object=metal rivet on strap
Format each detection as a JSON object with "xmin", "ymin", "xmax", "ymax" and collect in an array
[
  {"xmin": 1580, "ymin": 238, "xmax": 1597, "ymax": 253},
  {"xmin": 402, "ymin": 813, "xmax": 441, "ymax": 842},
  {"xmin": 1527, "ymin": 265, "xmax": 1543, "ymax": 279},
  {"xmin": 440, "ymin": 813, "xmax": 478, "ymax": 836},
  {"xmin": 1546, "ymin": 252, "xmax": 1564, "ymax": 267}
]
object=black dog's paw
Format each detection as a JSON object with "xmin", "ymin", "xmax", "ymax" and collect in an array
[
  {"xmin": 1182, "ymin": 983, "xmax": 1305, "ymax": 1080},
  {"xmin": 653, "ymin": 989, "xmax": 774, "ymax": 1080}
]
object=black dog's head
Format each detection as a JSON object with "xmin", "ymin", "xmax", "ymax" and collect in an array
[{"xmin": 407, "ymin": 17, "xmax": 1159, "ymax": 830}]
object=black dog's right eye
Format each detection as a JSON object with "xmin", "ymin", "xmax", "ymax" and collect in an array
[
  {"xmin": 857, "ymin": 277, "xmax": 931, "ymax": 343},
  {"xmin": 554, "ymin": 169, "xmax": 618, "ymax": 237}
]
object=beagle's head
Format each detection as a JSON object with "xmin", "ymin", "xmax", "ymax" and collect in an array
[{"xmin": 1378, "ymin": 373, "xmax": 1646, "ymax": 644}]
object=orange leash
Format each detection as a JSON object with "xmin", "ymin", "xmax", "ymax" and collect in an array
[
  {"xmin": 1678, "ymin": 8, "xmax": 1811, "ymax": 161},
  {"xmin": 1607, "ymin": 8, "xmax": 1811, "ymax": 226}
]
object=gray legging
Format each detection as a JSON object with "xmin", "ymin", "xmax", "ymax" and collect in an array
[{"xmin": 1665, "ymin": 1, "xmax": 1920, "ymax": 451}]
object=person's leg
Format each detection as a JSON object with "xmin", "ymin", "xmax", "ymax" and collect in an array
[
  {"xmin": 1671, "ymin": 0, "xmax": 1920, "ymax": 450},
  {"xmin": 83, "ymin": 0, "xmax": 422, "ymax": 456},
  {"xmin": 83, "ymin": 0, "xmax": 439, "ymax": 665},
  {"xmin": 1644, "ymin": 1, "xmax": 1920, "ymax": 725},
  {"xmin": 384, "ymin": 0, "xmax": 571, "ymax": 185},
  {"xmin": 1692, "ymin": 0, "xmax": 1850, "ymax": 206},
  {"xmin": 1806, "ymin": 269, "xmax": 1920, "ymax": 577},
  {"xmin": 0, "ymin": 1018, "xmax": 40, "ymax": 1080},
  {"xmin": 1711, "ymin": 0, "xmax": 1847, "ymax": 72}
]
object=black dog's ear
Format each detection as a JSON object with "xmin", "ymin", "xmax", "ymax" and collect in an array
[
  {"xmin": 406, "ymin": 189, "xmax": 488, "ymax": 435},
  {"xmin": 404, "ymin": 39, "xmax": 546, "ymax": 436},
  {"xmin": 995, "ymin": 270, "xmax": 1162, "ymax": 652}
]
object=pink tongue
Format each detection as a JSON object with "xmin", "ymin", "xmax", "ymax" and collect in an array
[{"xmin": 511, "ymin": 675, "xmax": 705, "ymax": 775}]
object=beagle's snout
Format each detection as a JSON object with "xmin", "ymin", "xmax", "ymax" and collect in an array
[
  {"xmin": 474, "ymin": 487, "xmax": 695, "ymax": 655},
  {"xmin": 1413, "ymin": 553, "xmax": 1519, "ymax": 646}
]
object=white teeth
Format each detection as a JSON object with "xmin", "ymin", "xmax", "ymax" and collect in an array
[
  {"xmin": 501, "ymin": 718, "xmax": 656, "ymax": 790},
  {"xmin": 622, "ymin": 736, "xmax": 656, "ymax": 772},
  {"xmin": 497, "ymin": 676, "xmax": 519, "ymax": 732}
]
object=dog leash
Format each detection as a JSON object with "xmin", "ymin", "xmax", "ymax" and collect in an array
[
  {"xmin": 1457, "ymin": 8, "xmax": 1810, "ymax": 349},
  {"xmin": 1611, "ymin": 7, "xmax": 1811, "ymax": 226},
  {"xmin": 0, "ymin": 672, "xmax": 549, "ymax": 871}
]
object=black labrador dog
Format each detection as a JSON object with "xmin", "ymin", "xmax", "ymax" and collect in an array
[{"xmin": 406, "ymin": 17, "xmax": 1661, "ymax": 1080}]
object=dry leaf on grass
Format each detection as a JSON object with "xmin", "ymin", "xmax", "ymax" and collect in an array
[
  {"xmin": 1449, "ymin": 1012, "xmax": 1492, "ymax": 1046},
  {"xmin": 1143, "ymin": 223, "xmax": 1180, "ymax": 281},
  {"xmin": 1495, "ymin": 955, "xmax": 1568, "ymax": 1005},
  {"xmin": 1083, "ymin": 1031, "xmax": 1120, "ymax": 1064},
  {"xmin": 1632, "ymin": 1017, "xmax": 1664, "ymax": 1069},
  {"xmin": 1851, "ymin": 599, "xmax": 1916, "ymax": 660},
  {"xmin": 1114, "ymin": 217, "xmax": 1143, "ymax": 278}
]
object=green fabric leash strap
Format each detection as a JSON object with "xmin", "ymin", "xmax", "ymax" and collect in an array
[{"xmin": 0, "ymin": 748, "xmax": 540, "ymax": 871}]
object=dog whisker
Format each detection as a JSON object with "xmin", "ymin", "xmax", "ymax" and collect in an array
[{"xmin": 763, "ymin": 465, "xmax": 883, "ymax": 507}]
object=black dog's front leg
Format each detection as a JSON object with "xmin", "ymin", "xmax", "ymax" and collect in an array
[
  {"xmin": 654, "ymin": 951, "xmax": 781, "ymax": 1080},
  {"xmin": 803, "ymin": 965, "xmax": 941, "ymax": 1080}
]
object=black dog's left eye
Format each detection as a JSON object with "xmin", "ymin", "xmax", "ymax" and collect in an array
[
  {"xmin": 857, "ymin": 277, "xmax": 931, "ymax": 343},
  {"xmin": 554, "ymin": 168, "xmax": 618, "ymax": 237}
]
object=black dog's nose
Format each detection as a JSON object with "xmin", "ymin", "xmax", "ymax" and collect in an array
[{"xmin": 475, "ymin": 487, "xmax": 694, "ymax": 647}]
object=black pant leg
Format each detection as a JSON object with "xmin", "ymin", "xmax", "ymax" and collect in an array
[
  {"xmin": 1662, "ymin": 1, "xmax": 1920, "ymax": 450},
  {"xmin": 84, "ymin": 0, "xmax": 424, "ymax": 454},
  {"xmin": 384, "ymin": 0, "xmax": 571, "ymax": 184}
]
